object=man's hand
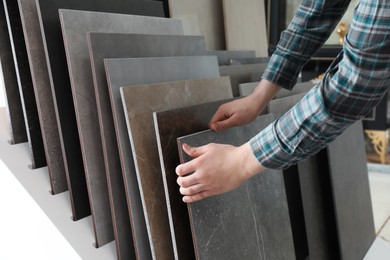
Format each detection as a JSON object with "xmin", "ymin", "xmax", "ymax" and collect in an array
[
  {"xmin": 175, "ymin": 142, "xmax": 265, "ymax": 203},
  {"xmin": 209, "ymin": 79, "xmax": 281, "ymax": 131}
]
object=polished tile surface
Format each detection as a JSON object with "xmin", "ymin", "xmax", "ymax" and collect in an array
[
  {"xmin": 60, "ymin": 8, "xmax": 182, "ymax": 250},
  {"xmin": 0, "ymin": 1, "xmax": 27, "ymax": 144},
  {"xmin": 36, "ymin": 0, "xmax": 166, "ymax": 221},
  {"xmin": 18, "ymin": 0, "xmax": 67, "ymax": 194},
  {"xmin": 154, "ymin": 98, "xmax": 234, "ymax": 260},
  {"xmin": 106, "ymin": 55, "xmax": 219, "ymax": 260},
  {"xmin": 177, "ymin": 115, "xmax": 296, "ymax": 260},
  {"xmin": 3, "ymin": 0, "xmax": 46, "ymax": 168},
  {"xmin": 88, "ymin": 32, "xmax": 205, "ymax": 260},
  {"xmin": 219, "ymin": 63, "xmax": 268, "ymax": 97}
]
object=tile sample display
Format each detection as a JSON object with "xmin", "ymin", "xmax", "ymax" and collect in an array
[
  {"xmin": 106, "ymin": 55, "xmax": 219, "ymax": 260},
  {"xmin": 36, "ymin": 0, "xmax": 166, "ymax": 221},
  {"xmin": 60, "ymin": 9, "xmax": 183, "ymax": 250},
  {"xmin": 177, "ymin": 115, "xmax": 296, "ymax": 260},
  {"xmin": 3, "ymin": 0, "xmax": 46, "ymax": 168},
  {"xmin": 275, "ymin": 81, "xmax": 315, "ymax": 99},
  {"xmin": 18, "ymin": 0, "xmax": 66, "ymax": 194},
  {"xmin": 154, "ymin": 98, "xmax": 235, "ymax": 260},
  {"xmin": 205, "ymin": 50, "xmax": 256, "ymax": 66},
  {"xmin": 88, "ymin": 32, "xmax": 205, "ymax": 260},
  {"xmin": 219, "ymin": 63, "xmax": 267, "ymax": 97},
  {"xmin": 121, "ymin": 78, "xmax": 232, "ymax": 260},
  {"xmin": 222, "ymin": 0, "xmax": 268, "ymax": 56},
  {"xmin": 0, "ymin": 0, "xmax": 27, "ymax": 144},
  {"xmin": 327, "ymin": 121, "xmax": 376, "ymax": 260},
  {"xmin": 168, "ymin": 0, "xmax": 225, "ymax": 50},
  {"xmin": 229, "ymin": 57, "xmax": 270, "ymax": 65}
]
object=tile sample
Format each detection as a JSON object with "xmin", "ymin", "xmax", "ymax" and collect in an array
[
  {"xmin": 168, "ymin": 0, "xmax": 225, "ymax": 50},
  {"xmin": 121, "ymin": 78, "xmax": 232, "ymax": 260},
  {"xmin": 219, "ymin": 63, "xmax": 267, "ymax": 97},
  {"xmin": 60, "ymin": 9, "xmax": 183, "ymax": 250},
  {"xmin": 222, "ymin": 0, "xmax": 268, "ymax": 56},
  {"xmin": 3, "ymin": 0, "xmax": 46, "ymax": 168},
  {"xmin": 177, "ymin": 115, "xmax": 296, "ymax": 260},
  {"xmin": 205, "ymin": 50, "xmax": 256, "ymax": 66},
  {"xmin": 36, "ymin": 0, "xmax": 167, "ymax": 222},
  {"xmin": 154, "ymin": 98, "xmax": 235, "ymax": 260},
  {"xmin": 88, "ymin": 32, "xmax": 205, "ymax": 260},
  {"xmin": 229, "ymin": 57, "xmax": 270, "ymax": 65},
  {"xmin": 106, "ymin": 55, "xmax": 219, "ymax": 260},
  {"xmin": 327, "ymin": 121, "xmax": 376, "ymax": 260},
  {"xmin": 18, "ymin": 0, "xmax": 66, "ymax": 194},
  {"xmin": 239, "ymin": 81, "xmax": 258, "ymax": 97},
  {"xmin": 0, "ymin": 0, "xmax": 27, "ymax": 144},
  {"xmin": 275, "ymin": 81, "xmax": 315, "ymax": 99}
]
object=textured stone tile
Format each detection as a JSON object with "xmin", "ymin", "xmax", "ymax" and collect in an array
[
  {"xmin": 88, "ymin": 32, "xmax": 205, "ymax": 260},
  {"xmin": 18, "ymin": 0, "xmax": 66, "ymax": 194},
  {"xmin": 0, "ymin": 1, "xmax": 27, "ymax": 144},
  {"xmin": 59, "ymin": 8, "xmax": 181, "ymax": 250},
  {"xmin": 168, "ymin": 0, "xmax": 225, "ymax": 50},
  {"xmin": 36, "ymin": 0, "xmax": 168, "ymax": 222},
  {"xmin": 177, "ymin": 115, "xmax": 296, "ymax": 260},
  {"xmin": 222, "ymin": 0, "xmax": 268, "ymax": 56},
  {"xmin": 3, "ymin": 0, "xmax": 46, "ymax": 168},
  {"xmin": 154, "ymin": 98, "xmax": 235, "ymax": 260},
  {"xmin": 229, "ymin": 57, "xmax": 270, "ymax": 65},
  {"xmin": 205, "ymin": 50, "xmax": 256, "ymax": 66},
  {"xmin": 219, "ymin": 63, "xmax": 267, "ymax": 97},
  {"xmin": 106, "ymin": 55, "xmax": 219, "ymax": 260}
]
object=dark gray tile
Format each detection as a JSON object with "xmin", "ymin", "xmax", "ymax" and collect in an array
[
  {"xmin": 18, "ymin": 0, "xmax": 67, "ymax": 194},
  {"xmin": 3, "ymin": 0, "xmax": 46, "ymax": 168},
  {"xmin": 0, "ymin": 0, "xmax": 27, "ymax": 144},
  {"xmin": 327, "ymin": 121, "xmax": 376, "ymax": 260},
  {"xmin": 154, "ymin": 98, "xmax": 235, "ymax": 260},
  {"xmin": 88, "ymin": 32, "xmax": 205, "ymax": 260},
  {"xmin": 60, "ymin": 9, "xmax": 183, "ymax": 250},
  {"xmin": 205, "ymin": 50, "xmax": 256, "ymax": 66},
  {"xmin": 275, "ymin": 81, "xmax": 315, "ymax": 99},
  {"xmin": 106, "ymin": 55, "xmax": 219, "ymax": 260},
  {"xmin": 177, "ymin": 114, "xmax": 296, "ymax": 260},
  {"xmin": 36, "ymin": 0, "xmax": 165, "ymax": 221},
  {"xmin": 229, "ymin": 57, "xmax": 270, "ymax": 65},
  {"xmin": 219, "ymin": 63, "xmax": 268, "ymax": 97}
]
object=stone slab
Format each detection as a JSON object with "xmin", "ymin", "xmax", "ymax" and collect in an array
[
  {"xmin": 154, "ymin": 98, "xmax": 235, "ymax": 260},
  {"xmin": 168, "ymin": 0, "xmax": 225, "ymax": 50},
  {"xmin": 219, "ymin": 63, "xmax": 267, "ymax": 97},
  {"xmin": 18, "ymin": 0, "xmax": 66, "ymax": 194},
  {"xmin": 3, "ymin": 0, "xmax": 46, "ymax": 168},
  {"xmin": 269, "ymin": 93, "xmax": 306, "ymax": 118},
  {"xmin": 36, "ymin": 0, "xmax": 167, "ymax": 222},
  {"xmin": 177, "ymin": 114, "xmax": 296, "ymax": 260},
  {"xmin": 122, "ymin": 78, "xmax": 232, "ymax": 260},
  {"xmin": 88, "ymin": 32, "xmax": 205, "ymax": 260},
  {"xmin": 60, "ymin": 9, "xmax": 183, "ymax": 250},
  {"xmin": 106, "ymin": 55, "xmax": 219, "ymax": 260},
  {"xmin": 239, "ymin": 81, "xmax": 257, "ymax": 97},
  {"xmin": 0, "ymin": 0, "xmax": 27, "ymax": 144},
  {"xmin": 205, "ymin": 50, "xmax": 256, "ymax": 66},
  {"xmin": 222, "ymin": 0, "xmax": 268, "ymax": 56},
  {"xmin": 229, "ymin": 57, "xmax": 270, "ymax": 65},
  {"xmin": 240, "ymin": 81, "xmax": 315, "ymax": 98},
  {"xmin": 327, "ymin": 121, "xmax": 376, "ymax": 260}
]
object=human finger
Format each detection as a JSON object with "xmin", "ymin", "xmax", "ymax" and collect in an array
[
  {"xmin": 183, "ymin": 190, "xmax": 213, "ymax": 203},
  {"xmin": 177, "ymin": 173, "xmax": 199, "ymax": 188},
  {"xmin": 179, "ymin": 184, "xmax": 205, "ymax": 196}
]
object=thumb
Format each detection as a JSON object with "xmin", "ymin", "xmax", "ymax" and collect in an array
[{"xmin": 182, "ymin": 143, "xmax": 208, "ymax": 158}]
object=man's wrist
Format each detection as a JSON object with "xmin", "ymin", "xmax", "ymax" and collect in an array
[{"xmin": 237, "ymin": 142, "xmax": 265, "ymax": 181}]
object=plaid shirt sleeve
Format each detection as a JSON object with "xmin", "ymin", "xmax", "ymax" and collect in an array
[{"xmin": 250, "ymin": 0, "xmax": 390, "ymax": 170}]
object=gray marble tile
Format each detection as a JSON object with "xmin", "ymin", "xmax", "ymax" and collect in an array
[
  {"xmin": 154, "ymin": 98, "xmax": 235, "ymax": 260},
  {"xmin": 60, "ymin": 9, "xmax": 182, "ymax": 250},
  {"xmin": 177, "ymin": 114, "xmax": 296, "ymax": 260},
  {"xmin": 18, "ymin": 0, "xmax": 67, "ymax": 194},
  {"xmin": 205, "ymin": 50, "xmax": 256, "ymax": 66},
  {"xmin": 36, "ymin": 0, "xmax": 167, "ymax": 222},
  {"xmin": 219, "ymin": 63, "xmax": 267, "ymax": 97},
  {"xmin": 229, "ymin": 57, "xmax": 270, "ymax": 65},
  {"xmin": 106, "ymin": 55, "xmax": 219, "ymax": 260},
  {"xmin": 327, "ymin": 121, "xmax": 376, "ymax": 260},
  {"xmin": 3, "ymin": 0, "xmax": 46, "ymax": 168},
  {"xmin": 0, "ymin": 0, "xmax": 27, "ymax": 144},
  {"xmin": 88, "ymin": 32, "xmax": 205, "ymax": 260}
]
